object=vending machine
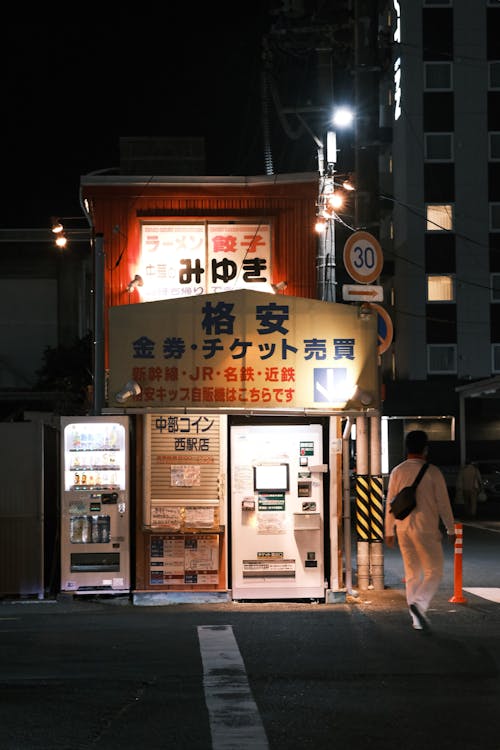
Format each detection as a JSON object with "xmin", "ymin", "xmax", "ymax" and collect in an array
[
  {"xmin": 230, "ymin": 423, "xmax": 325, "ymax": 600},
  {"xmin": 60, "ymin": 416, "xmax": 131, "ymax": 594}
]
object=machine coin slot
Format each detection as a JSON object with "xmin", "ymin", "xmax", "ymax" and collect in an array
[
  {"xmin": 298, "ymin": 481, "xmax": 312, "ymax": 497},
  {"xmin": 89, "ymin": 502, "xmax": 101, "ymax": 512},
  {"xmin": 102, "ymin": 492, "xmax": 118, "ymax": 504}
]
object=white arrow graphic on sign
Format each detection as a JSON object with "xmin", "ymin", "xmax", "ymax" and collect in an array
[
  {"xmin": 314, "ymin": 367, "xmax": 348, "ymax": 403},
  {"xmin": 316, "ymin": 369, "xmax": 336, "ymax": 400}
]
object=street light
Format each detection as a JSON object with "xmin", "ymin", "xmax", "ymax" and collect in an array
[
  {"xmin": 51, "ymin": 217, "xmax": 90, "ymax": 244},
  {"xmin": 332, "ymin": 106, "xmax": 354, "ymax": 129},
  {"xmin": 315, "ymin": 107, "xmax": 355, "ymax": 302}
]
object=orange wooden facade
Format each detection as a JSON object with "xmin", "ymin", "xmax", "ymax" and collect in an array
[{"xmin": 80, "ymin": 174, "xmax": 319, "ymax": 369}]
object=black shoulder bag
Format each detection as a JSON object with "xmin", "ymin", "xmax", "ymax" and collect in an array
[{"xmin": 389, "ymin": 463, "xmax": 429, "ymax": 520}]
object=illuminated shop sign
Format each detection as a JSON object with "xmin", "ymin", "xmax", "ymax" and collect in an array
[
  {"xmin": 109, "ymin": 289, "xmax": 379, "ymax": 411},
  {"xmin": 137, "ymin": 223, "xmax": 272, "ymax": 301}
]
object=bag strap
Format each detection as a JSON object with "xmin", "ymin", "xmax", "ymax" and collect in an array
[{"xmin": 411, "ymin": 462, "xmax": 429, "ymax": 489}]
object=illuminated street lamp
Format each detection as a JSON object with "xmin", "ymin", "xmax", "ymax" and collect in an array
[
  {"xmin": 332, "ymin": 106, "xmax": 354, "ymax": 129},
  {"xmin": 315, "ymin": 106, "xmax": 355, "ymax": 302}
]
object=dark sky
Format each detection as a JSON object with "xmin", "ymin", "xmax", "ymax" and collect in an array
[{"xmin": 1, "ymin": 8, "xmax": 274, "ymax": 228}]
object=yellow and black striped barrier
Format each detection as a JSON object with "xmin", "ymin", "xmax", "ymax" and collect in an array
[
  {"xmin": 369, "ymin": 474, "xmax": 384, "ymax": 541},
  {"xmin": 355, "ymin": 474, "xmax": 370, "ymax": 541},
  {"xmin": 355, "ymin": 473, "xmax": 385, "ymax": 541}
]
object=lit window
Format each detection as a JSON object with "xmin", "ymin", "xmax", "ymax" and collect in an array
[
  {"xmin": 424, "ymin": 62, "xmax": 452, "ymax": 90},
  {"xmin": 426, "ymin": 204, "xmax": 453, "ymax": 231},
  {"xmin": 425, "ymin": 133, "xmax": 453, "ymax": 161},
  {"xmin": 427, "ymin": 275, "xmax": 454, "ymax": 301},
  {"xmin": 427, "ymin": 345, "xmax": 457, "ymax": 374}
]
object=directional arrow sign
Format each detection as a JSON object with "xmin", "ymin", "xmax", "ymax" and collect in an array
[
  {"xmin": 342, "ymin": 284, "xmax": 383, "ymax": 302},
  {"xmin": 314, "ymin": 367, "xmax": 347, "ymax": 403}
]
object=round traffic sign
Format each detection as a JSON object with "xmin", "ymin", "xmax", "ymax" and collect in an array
[
  {"xmin": 366, "ymin": 303, "xmax": 393, "ymax": 355},
  {"xmin": 343, "ymin": 231, "xmax": 383, "ymax": 284}
]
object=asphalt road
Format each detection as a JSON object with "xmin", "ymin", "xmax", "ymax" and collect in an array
[{"xmin": 1, "ymin": 516, "xmax": 499, "ymax": 750}]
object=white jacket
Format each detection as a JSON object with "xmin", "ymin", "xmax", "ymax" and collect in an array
[{"xmin": 385, "ymin": 458, "xmax": 455, "ymax": 538}]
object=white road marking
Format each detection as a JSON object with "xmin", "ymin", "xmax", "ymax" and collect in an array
[
  {"xmin": 198, "ymin": 624, "xmax": 269, "ymax": 749},
  {"xmin": 463, "ymin": 587, "xmax": 500, "ymax": 603}
]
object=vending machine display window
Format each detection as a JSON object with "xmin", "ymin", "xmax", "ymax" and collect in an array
[
  {"xmin": 64, "ymin": 422, "xmax": 126, "ymax": 492},
  {"xmin": 69, "ymin": 515, "xmax": 111, "ymax": 544}
]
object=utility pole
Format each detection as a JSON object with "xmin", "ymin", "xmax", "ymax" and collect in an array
[
  {"xmin": 316, "ymin": 44, "xmax": 336, "ymax": 302},
  {"xmin": 354, "ymin": 0, "xmax": 385, "ymax": 589}
]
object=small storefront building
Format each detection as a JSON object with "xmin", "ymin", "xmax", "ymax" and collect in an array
[{"xmin": 79, "ymin": 168, "xmax": 381, "ymax": 603}]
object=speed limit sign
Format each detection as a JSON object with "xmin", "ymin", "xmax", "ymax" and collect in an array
[{"xmin": 343, "ymin": 231, "xmax": 383, "ymax": 284}]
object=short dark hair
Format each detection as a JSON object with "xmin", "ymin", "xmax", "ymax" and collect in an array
[{"xmin": 405, "ymin": 430, "xmax": 428, "ymax": 454}]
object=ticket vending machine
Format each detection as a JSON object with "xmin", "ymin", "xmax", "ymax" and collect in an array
[
  {"xmin": 60, "ymin": 416, "xmax": 130, "ymax": 594},
  {"xmin": 230, "ymin": 423, "xmax": 325, "ymax": 600}
]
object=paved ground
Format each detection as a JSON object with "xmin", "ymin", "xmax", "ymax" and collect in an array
[{"xmin": 1, "ymin": 522, "xmax": 499, "ymax": 749}]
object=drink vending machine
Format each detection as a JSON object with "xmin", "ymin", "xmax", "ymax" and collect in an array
[{"xmin": 60, "ymin": 416, "xmax": 131, "ymax": 594}]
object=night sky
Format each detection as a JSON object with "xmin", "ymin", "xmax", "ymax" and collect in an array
[{"xmin": 1, "ymin": 9, "xmax": 274, "ymax": 229}]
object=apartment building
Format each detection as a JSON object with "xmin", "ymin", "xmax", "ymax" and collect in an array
[{"xmin": 376, "ymin": 0, "xmax": 500, "ymax": 464}]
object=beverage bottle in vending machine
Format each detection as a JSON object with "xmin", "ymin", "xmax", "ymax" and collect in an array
[
  {"xmin": 98, "ymin": 516, "xmax": 110, "ymax": 544},
  {"xmin": 91, "ymin": 516, "xmax": 100, "ymax": 543},
  {"xmin": 70, "ymin": 426, "xmax": 81, "ymax": 449}
]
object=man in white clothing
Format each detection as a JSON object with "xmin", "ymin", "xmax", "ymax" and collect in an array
[{"xmin": 384, "ymin": 430, "xmax": 456, "ymax": 632}]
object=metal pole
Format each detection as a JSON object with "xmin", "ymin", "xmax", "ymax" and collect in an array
[
  {"xmin": 317, "ymin": 215, "xmax": 336, "ymax": 302},
  {"xmin": 342, "ymin": 417, "xmax": 354, "ymax": 594},
  {"xmin": 355, "ymin": 414, "xmax": 370, "ymax": 589},
  {"xmin": 327, "ymin": 416, "xmax": 343, "ymax": 600},
  {"xmin": 369, "ymin": 413, "xmax": 384, "ymax": 590},
  {"xmin": 92, "ymin": 233, "xmax": 105, "ymax": 416}
]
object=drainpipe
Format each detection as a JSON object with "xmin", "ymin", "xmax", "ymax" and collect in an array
[
  {"xmin": 92, "ymin": 233, "xmax": 105, "ymax": 416},
  {"xmin": 342, "ymin": 417, "xmax": 355, "ymax": 594}
]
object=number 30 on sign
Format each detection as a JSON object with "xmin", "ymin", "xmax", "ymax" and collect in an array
[{"xmin": 343, "ymin": 231, "xmax": 383, "ymax": 285}]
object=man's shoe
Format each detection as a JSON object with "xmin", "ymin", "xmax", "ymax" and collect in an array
[
  {"xmin": 410, "ymin": 603, "xmax": 431, "ymax": 633},
  {"xmin": 409, "ymin": 607, "xmax": 423, "ymax": 629}
]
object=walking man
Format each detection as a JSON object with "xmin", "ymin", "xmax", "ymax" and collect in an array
[
  {"xmin": 456, "ymin": 461, "xmax": 482, "ymax": 519},
  {"xmin": 384, "ymin": 430, "xmax": 456, "ymax": 632}
]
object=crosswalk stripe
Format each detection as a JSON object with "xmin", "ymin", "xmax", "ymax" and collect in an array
[{"xmin": 198, "ymin": 624, "xmax": 269, "ymax": 749}]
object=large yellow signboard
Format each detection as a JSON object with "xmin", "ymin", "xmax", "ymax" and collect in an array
[{"xmin": 108, "ymin": 290, "xmax": 379, "ymax": 412}]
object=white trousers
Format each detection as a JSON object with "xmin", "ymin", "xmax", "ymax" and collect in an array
[{"xmin": 397, "ymin": 528, "xmax": 444, "ymax": 614}]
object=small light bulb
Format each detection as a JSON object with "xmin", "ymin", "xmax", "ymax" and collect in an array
[
  {"xmin": 328, "ymin": 193, "xmax": 343, "ymax": 210},
  {"xmin": 51, "ymin": 219, "xmax": 64, "ymax": 234}
]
